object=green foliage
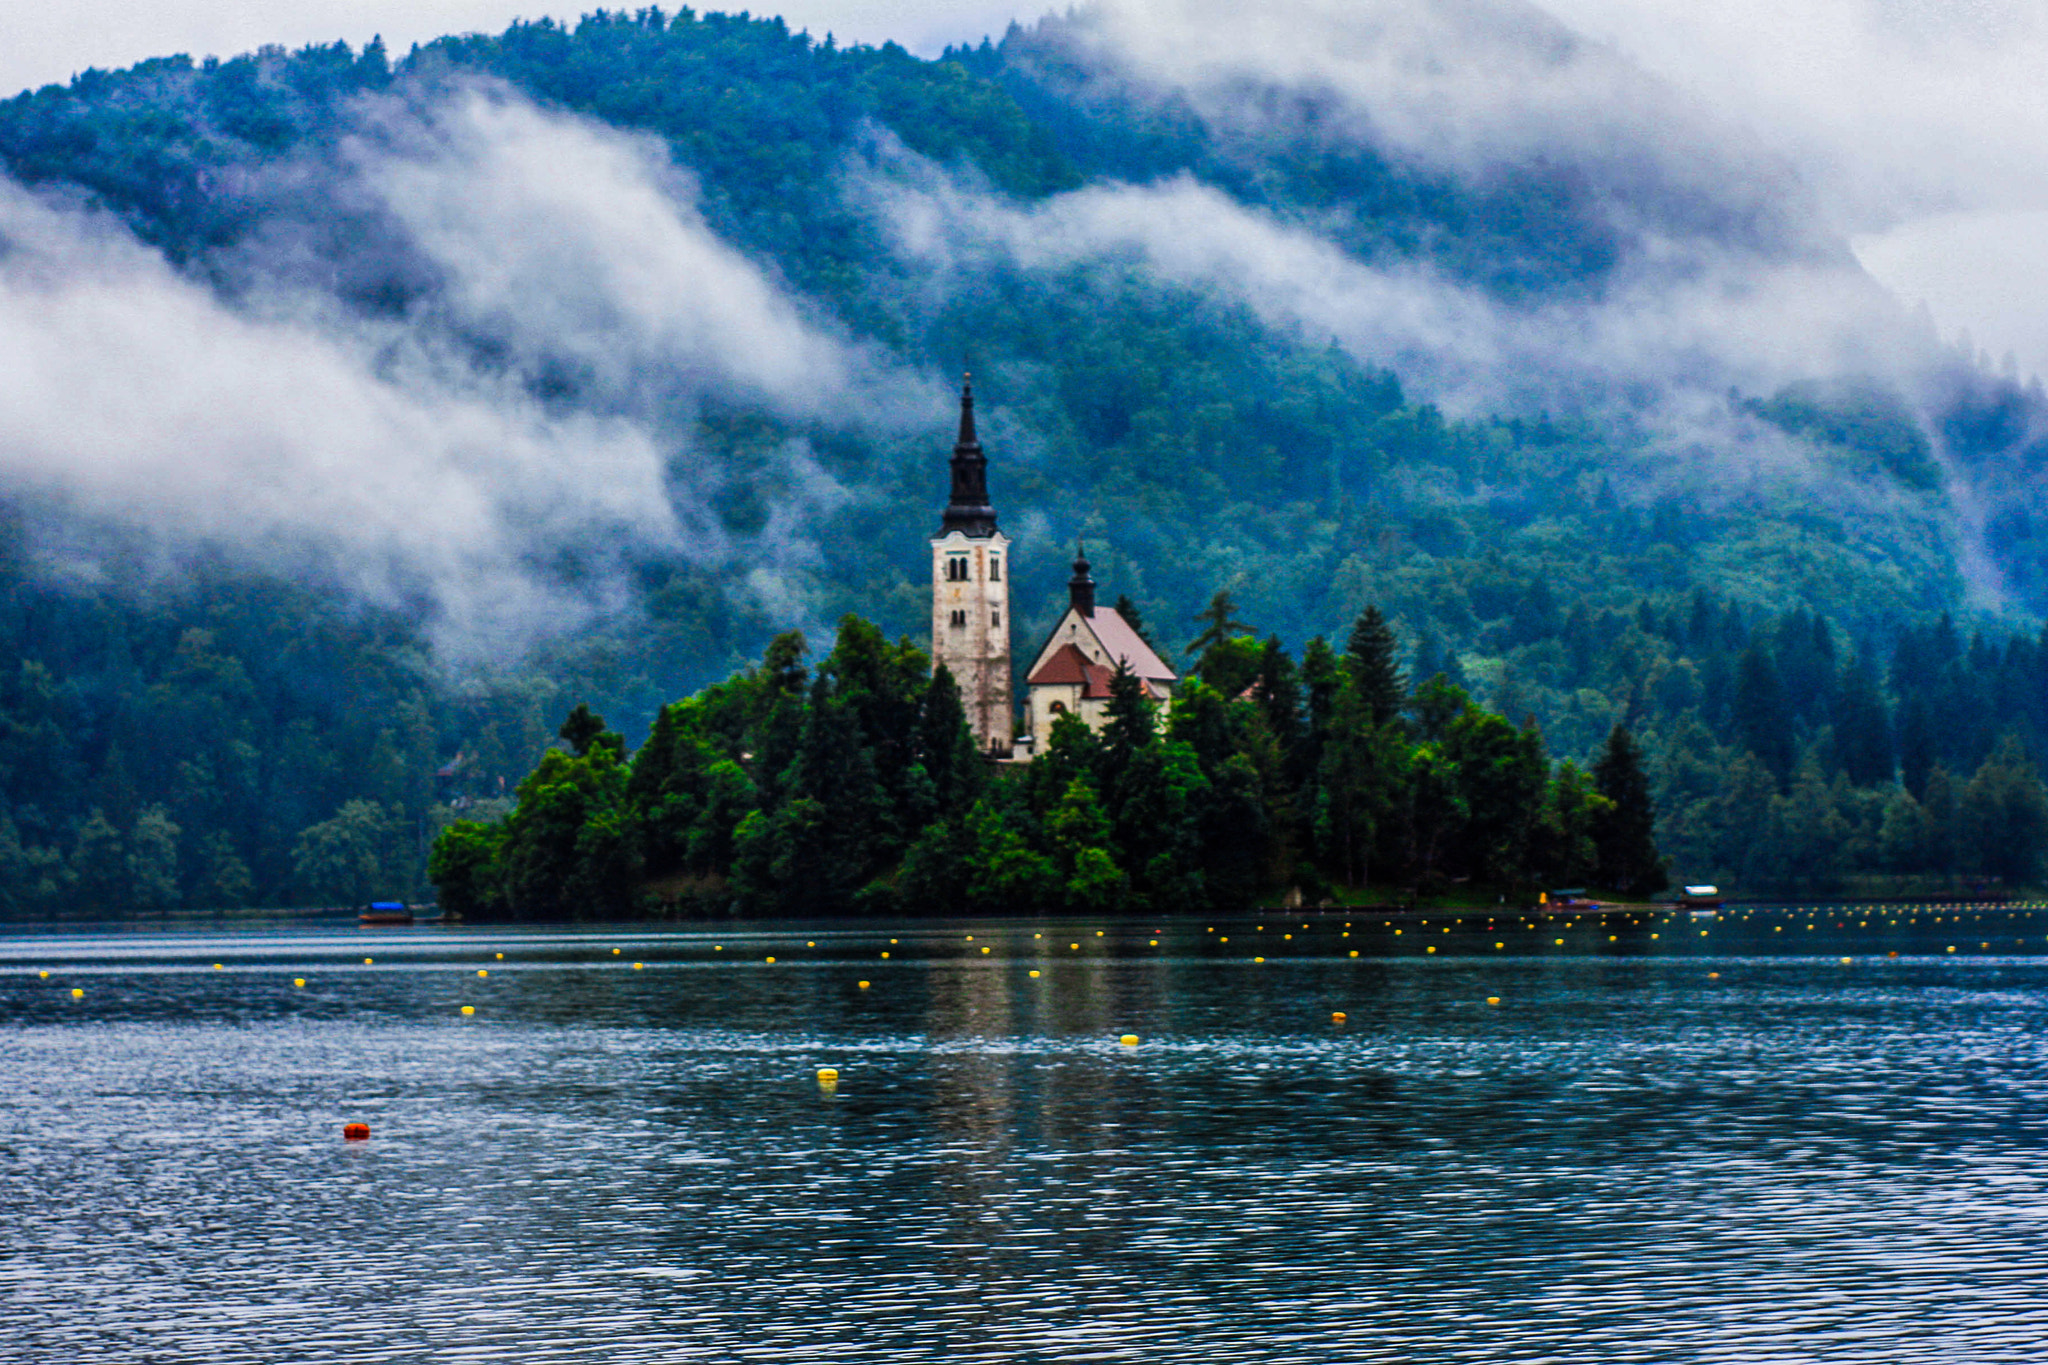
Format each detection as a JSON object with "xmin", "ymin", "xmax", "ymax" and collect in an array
[
  {"xmin": 1748, "ymin": 380, "xmax": 1941, "ymax": 492},
  {"xmin": 9, "ymin": 13, "xmax": 2048, "ymax": 912},
  {"xmin": 433, "ymin": 604, "xmax": 1667, "ymax": 916},
  {"xmin": 292, "ymin": 799, "xmax": 408, "ymax": 904},
  {"xmin": 1591, "ymin": 726, "xmax": 1665, "ymax": 896}
]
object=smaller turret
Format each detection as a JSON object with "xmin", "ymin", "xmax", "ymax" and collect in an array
[{"xmin": 1068, "ymin": 543, "xmax": 1095, "ymax": 617}]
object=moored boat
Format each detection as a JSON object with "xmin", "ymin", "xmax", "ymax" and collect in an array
[{"xmin": 359, "ymin": 901, "xmax": 414, "ymax": 926}]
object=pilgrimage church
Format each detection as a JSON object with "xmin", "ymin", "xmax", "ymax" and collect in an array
[{"xmin": 930, "ymin": 378, "xmax": 1176, "ymax": 759}]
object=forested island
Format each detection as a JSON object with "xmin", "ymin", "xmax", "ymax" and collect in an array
[
  {"xmin": 428, "ymin": 605, "xmax": 1665, "ymax": 918},
  {"xmin": 3, "ymin": 8, "xmax": 2048, "ymax": 915}
]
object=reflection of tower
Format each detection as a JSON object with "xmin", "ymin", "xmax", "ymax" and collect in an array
[{"xmin": 930, "ymin": 376, "xmax": 1013, "ymax": 754}]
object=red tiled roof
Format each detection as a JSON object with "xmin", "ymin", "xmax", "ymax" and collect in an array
[{"xmin": 1027, "ymin": 643, "xmax": 1117, "ymax": 698}]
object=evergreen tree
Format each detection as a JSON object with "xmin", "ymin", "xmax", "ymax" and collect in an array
[
  {"xmin": 1591, "ymin": 724, "xmax": 1665, "ymax": 895},
  {"xmin": 1957, "ymin": 735, "xmax": 2048, "ymax": 883},
  {"xmin": 1733, "ymin": 641, "xmax": 1794, "ymax": 783},
  {"xmin": 1897, "ymin": 694, "xmax": 1937, "ymax": 800},
  {"xmin": 1252, "ymin": 636, "xmax": 1304, "ymax": 752},
  {"xmin": 918, "ymin": 664, "xmax": 987, "ymax": 816},
  {"xmin": 1345, "ymin": 606, "xmax": 1406, "ymax": 728},
  {"xmin": 1188, "ymin": 589, "xmax": 1253, "ymax": 657},
  {"xmin": 1833, "ymin": 651, "xmax": 1893, "ymax": 786}
]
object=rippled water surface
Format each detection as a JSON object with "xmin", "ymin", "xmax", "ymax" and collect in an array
[{"xmin": 6, "ymin": 905, "xmax": 2048, "ymax": 1362}]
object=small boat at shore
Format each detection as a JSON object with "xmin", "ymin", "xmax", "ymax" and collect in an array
[
  {"xmin": 359, "ymin": 901, "xmax": 414, "ymax": 926},
  {"xmin": 1675, "ymin": 885, "xmax": 1723, "ymax": 909}
]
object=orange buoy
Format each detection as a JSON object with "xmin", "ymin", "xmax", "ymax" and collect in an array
[
  {"xmin": 1332, "ymin": 1011, "xmax": 1347, "ymax": 1023},
  {"xmin": 343, "ymin": 1123, "xmax": 370, "ymax": 1141}
]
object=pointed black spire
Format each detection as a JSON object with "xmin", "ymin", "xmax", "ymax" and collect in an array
[
  {"xmin": 1069, "ymin": 540, "xmax": 1095, "ymax": 617},
  {"xmin": 940, "ymin": 373, "xmax": 997, "ymax": 537}
]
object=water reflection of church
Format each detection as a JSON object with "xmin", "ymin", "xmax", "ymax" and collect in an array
[{"xmin": 928, "ymin": 378, "xmax": 1176, "ymax": 760}]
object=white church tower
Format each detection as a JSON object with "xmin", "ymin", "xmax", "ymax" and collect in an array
[{"xmin": 930, "ymin": 375, "xmax": 1012, "ymax": 754}]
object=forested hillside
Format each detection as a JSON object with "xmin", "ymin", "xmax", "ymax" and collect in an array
[{"xmin": 3, "ymin": 5, "xmax": 2047, "ymax": 913}]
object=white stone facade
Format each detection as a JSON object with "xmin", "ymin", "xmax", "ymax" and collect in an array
[{"xmin": 930, "ymin": 528, "xmax": 1012, "ymax": 752}]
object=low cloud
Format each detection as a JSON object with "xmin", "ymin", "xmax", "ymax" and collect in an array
[
  {"xmin": 0, "ymin": 84, "xmax": 913, "ymax": 660},
  {"xmin": 860, "ymin": 151, "xmax": 1918, "ymax": 420}
]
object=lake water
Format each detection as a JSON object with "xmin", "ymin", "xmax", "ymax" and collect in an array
[{"xmin": 5, "ymin": 904, "xmax": 2048, "ymax": 1363}]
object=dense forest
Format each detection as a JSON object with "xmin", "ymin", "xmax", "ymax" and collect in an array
[
  {"xmin": 4, "ymin": 7, "xmax": 2048, "ymax": 913},
  {"xmin": 428, "ymin": 606, "xmax": 1664, "ymax": 918}
]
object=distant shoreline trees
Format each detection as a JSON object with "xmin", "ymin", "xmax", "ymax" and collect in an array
[{"xmin": 429, "ymin": 606, "xmax": 1668, "ymax": 919}]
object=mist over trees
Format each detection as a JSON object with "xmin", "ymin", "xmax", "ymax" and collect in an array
[{"xmin": 4, "ymin": 9, "xmax": 2048, "ymax": 913}]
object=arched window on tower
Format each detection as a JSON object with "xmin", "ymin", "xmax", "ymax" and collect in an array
[
  {"xmin": 945, "ymin": 555, "xmax": 969, "ymax": 582},
  {"xmin": 988, "ymin": 554, "xmax": 1001, "ymax": 582}
]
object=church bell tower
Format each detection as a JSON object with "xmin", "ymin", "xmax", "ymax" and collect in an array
[{"xmin": 930, "ymin": 375, "xmax": 1012, "ymax": 754}]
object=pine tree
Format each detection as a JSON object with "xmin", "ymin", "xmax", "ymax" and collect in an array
[
  {"xmin": 1898, "ymin": 695, "xmax": 1936, "ymax": 800},
  {"xmin": 1732, "ymin": 641, "xmax": 1794, "ymax": 783},
  {"xmin": 1592, "ymin": 724, "xmax": 1665, "ymax": 895},
  {"xmin": 1344, "ymin": 606, "xmax": 1405, "ymax": 728},
  {"xmin": 1833, "ymin": 652, "xmax": 1893, "ymax": 786},
  {"xmin": 1188, "ymin": 589, "xmax": 1252, "ymax": 657}
]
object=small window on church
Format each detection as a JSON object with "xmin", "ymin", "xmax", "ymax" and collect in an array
[
  {"xmin": 991, "ymin": 611, "xmax": 1000, "ymax": 627},
  {"xmin": 946, "ymin": 555, "xmax": 969, "ymax": 582},
  {"xmin": 950, "ymin": 609, "xmax": 966, "ymax": 629},
  {"xmin": 989, "ymin": 555, "xmax": 1001, "ymax": 582}
]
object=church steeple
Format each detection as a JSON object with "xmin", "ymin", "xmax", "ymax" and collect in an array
[
  {"xmin": 1068, "ymin": 542, "xmax": 1095, "ymax": 617},
  {"xmin": 940, "ymin": 373, "xmax": 998, "ymax": 538}
]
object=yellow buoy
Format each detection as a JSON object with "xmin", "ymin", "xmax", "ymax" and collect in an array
[
  {"xmin": 1070, "ymin": 943, "xmax": 1079, "ymax": 950},
  {"xmin": 461, "ymin": 1004, "xmax": 475, "ymax": 1015},
  {"xmin": 981, "ymin": 947, "xmax": 990, "ymax": 954},
  {"xmin": 1426, "ymin": 946, "xmax": 1437, "ymax": 954},
  {"xmin": 858, "ymin": 980, "xmax": 870, "ymax": 989},
  {"xmin": 808, "ymin": 941, "xmax": 817, "ymax": 947},
  {"xmin": 1029, "ymin": 969, "xmax": 1041, "ymax": 978},
  {"xmin": 1254, "ymin": 956, "xmax": 1266, "ymax": 963},
  {"xmin": 1707, "ymin": 972, "xmax": 1720, "ymax": 980},
  {"xmin": 765, "ymin": 956, "xmax": 776, "ymax": 964},
  {"xmin": 38, "ymin": 970, "xmax": 47, "ymax": 979},
  {"xmin": 364, "ymin": 958, "xmax": 373, "ymax": 965},
  {"xmin": 613, "ymin": 948, "xmax": 621, "ymax": 955},
  {"xmin": 1486, "ymin": 997, "xmax": 1500, "ymax": 1005},
  {"xmin": 1332, "ymin": 1011, "xmax": 1347, "ymax": 1023},
  {"xmin": 880, "ymin": 951, "xmax": 890, "ymax": 959},
  {"xmin": 817, "ymin": 1067, "xmax": 839, "ymax": 1082},
  {"xmin": 496, "ymin": 953, "xmax": 503, "ymax": 960},
  {"xmin": 633, "ymin": 962, "xmax": 644, "ymax": 970},
  {"xmin": 213, "ymin": 963, "xmax": 223, "ymax": 971},
  {"xmin": 1349, "ymin": 950, "xmax": 1359, "ymax": 958},
  {"xmin": 70, "ymin": 987, "xmax": 84, "ymax": 999},
  {"xmin": 294, "ymin": 978, "xmax": 305, "ymax": 988},
  {"xmin": 1120, "ymin": 1034, "xmax": 1139, "ymax": 1045},
  {"xmin": 1150, "ymin": 939, "xmax": 1159, "ymax": 946},
  {"xmin": 477, "ymin": 969, "xmax": 488, "ymax": 977}
]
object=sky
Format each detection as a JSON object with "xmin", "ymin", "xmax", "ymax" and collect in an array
[{"xmin": 5, "ymin": 0, "xmax": 2043, "ymax": 377}]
